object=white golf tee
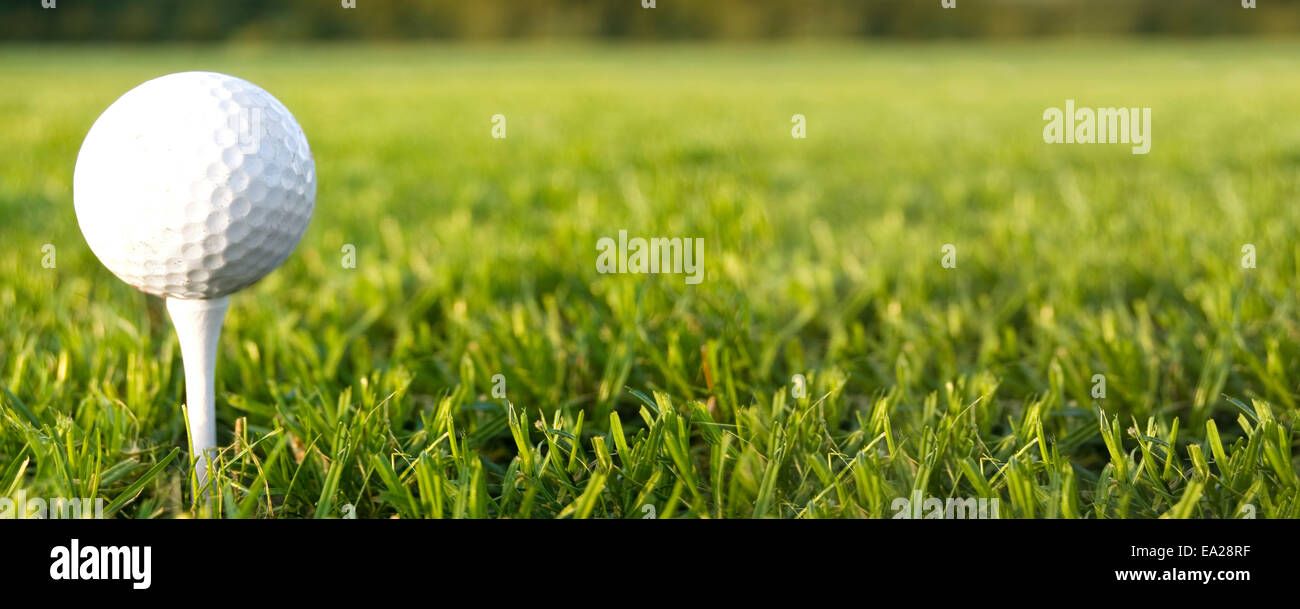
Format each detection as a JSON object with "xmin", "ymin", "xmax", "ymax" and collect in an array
[{"xmin": 165, "ymin": 296, "xmax": 229, "ymax": 492}]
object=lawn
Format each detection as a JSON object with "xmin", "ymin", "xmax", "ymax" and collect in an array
[{"xmin": 1, "ymin": 40, "xmax": 1299, "ymax": 518}]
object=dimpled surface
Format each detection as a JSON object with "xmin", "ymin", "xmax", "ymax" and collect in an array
[{"xmin": 74, "ymin": 71, "xmax": 315, "ymax": 299}]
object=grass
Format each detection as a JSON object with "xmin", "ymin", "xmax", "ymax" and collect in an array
[{"xmin": 1, "ymin": 40, "xmax": 1299, "ymax": 518}]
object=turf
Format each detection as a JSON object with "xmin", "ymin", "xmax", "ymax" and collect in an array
[{"xmin": 2, "ymin": 41, "xmax": 1299, "ymax": 518}]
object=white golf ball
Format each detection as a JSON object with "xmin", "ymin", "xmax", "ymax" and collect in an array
[{"xmin": 74, "ymin": 71, "xmax": 315, "ymax": 299}]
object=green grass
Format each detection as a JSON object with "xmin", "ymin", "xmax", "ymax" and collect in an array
[{"xmin": 2, "ymin": 41, "xmax": 1299, "ymax": 518}]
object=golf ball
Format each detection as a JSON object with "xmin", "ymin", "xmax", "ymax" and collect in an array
[{"xmin": 74, "ymin": 71, "xmax": 315, "ymax": 299}]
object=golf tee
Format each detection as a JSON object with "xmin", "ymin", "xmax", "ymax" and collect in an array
[{"xmin": 165, "ymin": 295, "xmax": 229, "ymax": 493}]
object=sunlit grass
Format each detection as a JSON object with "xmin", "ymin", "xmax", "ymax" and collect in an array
[{"xmin": 1, "ymin": 41, "xmax": 1298, "ymax": 517}]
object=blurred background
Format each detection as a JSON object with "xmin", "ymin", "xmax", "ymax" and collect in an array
[{"xmin": 4, "ymin": 0, "xmax": 1300, "ymax": 42}]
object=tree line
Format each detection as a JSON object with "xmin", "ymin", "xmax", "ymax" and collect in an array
[{"xmin": 4, "ymin": 0, "xmax": 1296, "ymax": 41}]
